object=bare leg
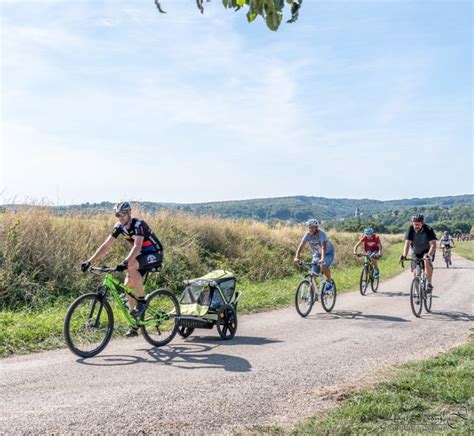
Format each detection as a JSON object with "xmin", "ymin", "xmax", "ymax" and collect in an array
[{"xmin": 127, "ymin": 258, "xmax": 145, "ymax": 297}]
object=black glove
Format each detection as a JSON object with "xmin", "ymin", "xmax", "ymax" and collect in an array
[
  {"xmin": 116, "ymin": 260, "xmax": 128, "ymax": 272},
  {"xmin": 81, "ymin": 261, "xmax": 91, "ymax": 272},
  {"xmin": 399, "ymin": 255, "xmax": 406, "ymax": 262}
]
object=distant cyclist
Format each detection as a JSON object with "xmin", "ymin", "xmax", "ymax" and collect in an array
[
  {"xmin": 401, "ymin": 214, "xmax": 437, "ymax": 293},
  {"xmin": 81, "ymin": 202, "xmax": 164, "ymax": 337},
  {"xmin": 294, "ymin": 219, "xmax": 335, "ymax": 290},
  {"xmin": 353, "ymin": 227, "xmax": 383, "ymax": 277},
  {"xmin": 439, "ymin": 230, "xmax": 455, "ymax": 260}
]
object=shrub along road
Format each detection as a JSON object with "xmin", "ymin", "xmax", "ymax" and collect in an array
[{"xmin": 1, "ymin": 255, "xmax": 472, "ymax": 434}]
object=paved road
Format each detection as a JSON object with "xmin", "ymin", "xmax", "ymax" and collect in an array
[{"xmin": 1, "ymin": 255, "xmax": 472, "ymax": 434}]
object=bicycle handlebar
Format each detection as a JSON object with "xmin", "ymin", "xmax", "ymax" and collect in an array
[
  {"xmin": 88, "ymin": 266, "xmax": 118, "ymax": 274},
  {"xmin": 399, "ymin": 256, "xmax": 432, "ymax": 269}
]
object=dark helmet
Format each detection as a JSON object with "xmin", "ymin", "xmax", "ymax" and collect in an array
[
  {"xmin": 113, "ymin": 201, "xmax": 131, "ymax": 215},
  {"xmin": 412, "ymin": 213, "xmax": 424, "ymax": 222}
]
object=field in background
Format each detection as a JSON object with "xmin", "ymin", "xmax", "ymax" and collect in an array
[{"xmin": 0, "ymin": 208, "xmax": 402, "ymax": 308}]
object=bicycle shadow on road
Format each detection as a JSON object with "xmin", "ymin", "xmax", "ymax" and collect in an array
[
  {"xmin": 145, "ymin": 343, "xmax": 252, "ymax": 372},
  {"xmin": 434, "ymin": 266, "xmax": 474, "ymax": 270},
  {"xmin": 309, "ymin": 310, "xmax": 410, "ymax": 323},
  {"xmin": 422, "ymin": 311, "xmax": 472, "ymax": 322},
  {"xmin": 183, "ymin": 335, "xmax": 283, "ymax": 347},
  {"xmin": 76, "ymin": 343, "xmax": 252, "ymax": 373},
  {"xmin": 368, "ymin": 290, "xmax": 410, "ymax": 297}
]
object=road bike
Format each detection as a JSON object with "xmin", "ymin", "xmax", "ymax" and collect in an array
[
  {"xmin": 400, "ymin": 257, "xmax": 433, "ymax": 317},
  {"xmin": 64, "ymin": 266, "xmax": 180, "ymax": 357},
  {"xmin": 294, "ymin": 262, "xmax": 336, "ymax": 317},
  {"xmin": 354, "ymin": 253, "xmax": 380, "ymax": 295}
]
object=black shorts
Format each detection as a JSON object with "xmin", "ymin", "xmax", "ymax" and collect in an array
[
  {"xmin": 412, "ymin": 249, "xmax": 435, "ymax": 270},
  {"xmin": 136, "ymin": 251, "xmax": 163, "ymax": 276}
]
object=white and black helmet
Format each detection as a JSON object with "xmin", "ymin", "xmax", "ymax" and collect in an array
[
  {"xmin": 306, "ymin": 218, "xmax": 320, "ymax": 226},
  {"xmin": 113, "ymin": 201, "xmax": 131, "ymax": 215}
]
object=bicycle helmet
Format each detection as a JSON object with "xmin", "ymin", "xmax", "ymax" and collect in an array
[
  {"xmin": 412, "ymin": 213, "xmax": 424, "ymax": 222},
  {"xmin": 364, "ymin": 227, "xmax": 374, "ymax": 235},
  {"xmin": 306, "ymin": 219, "xmax": 320, "ymax": 226},
  {"xmin": 113, "ymin": 201, "xmax": 131, "ymax": 215}
]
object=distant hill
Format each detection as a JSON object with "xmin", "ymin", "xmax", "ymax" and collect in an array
[{"xmin": 3, "ymin": 194, "xmax": 473, "ymax": 233}]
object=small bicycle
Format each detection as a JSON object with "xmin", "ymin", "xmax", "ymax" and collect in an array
[
  {"xmin": 354, "ymin": 253, "xmax": 380, "ymax": 295},
  {"xmin": 294, "ymin": 261, "xmax": 337, "ymax": 317},
  {"xmin": 64, "ymin": 266, "xmax": 180, "ymax": 357},
  {"xmin": 400, "ymin": 257, "xmax": 433, "ymax": 317}
]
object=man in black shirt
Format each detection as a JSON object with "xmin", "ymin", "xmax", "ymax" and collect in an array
[
  {"xmin": 401, "ymin": 214, "xmax": 437, "ymax": 292},
  {"xmin": 81, "ymin": 202, "xmax": 164, "ymax": 337}
]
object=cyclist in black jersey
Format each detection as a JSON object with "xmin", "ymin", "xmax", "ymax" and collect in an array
[
  {"xmin": 400, "ymin": 214, "xmax": 437, "ymax": 293},
  {"xmin": 81, "ymin": 202, "xmax": 164, "ymax": 337}
]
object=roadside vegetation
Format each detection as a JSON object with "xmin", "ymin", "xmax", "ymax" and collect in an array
[
  {"xmin": 0, "ymin": 208, "xmax": 404, "ymax": 356},
  {"xmin": 453, "ymin": 241, "xmax": 474, "ymax": 261},
  {"xmin": 246, "ymin": 342, "xmax": 473, "ymax": 435}
]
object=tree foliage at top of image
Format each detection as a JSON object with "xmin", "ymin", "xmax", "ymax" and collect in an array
[{"xmin": 154, "ymin": 0, "xmax": 303, "ymax": 31}]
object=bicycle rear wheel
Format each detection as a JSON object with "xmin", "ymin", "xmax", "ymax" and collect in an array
[
  {"xmin": 295, "ymin": 279, "xmax": 314, "ymax": 317},
  {"xmin": 64, "ymin": 293, "xmax": 114, "ymax": 358},
  {"xmin": 321, "ymin": 280, "xmax": 336, "ymax": 312},
  {"xmin": 410, "ymin": 277, "xmax": 423, "ymax": 317},
  {"xmin": 359, "ymin": 266, "xmax": 369, "ymax": 295},
  {"xmin": 140, "ymin": 289, "xmax": 180, "ymax": 347}
]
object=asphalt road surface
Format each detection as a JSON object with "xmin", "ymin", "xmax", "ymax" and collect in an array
[{"xmin": 2, "ymin": 255, "xmax": 472, "ymax": 434}]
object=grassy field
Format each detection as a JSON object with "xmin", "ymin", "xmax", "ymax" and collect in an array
[
  {"xmin": 453, "ymin": 241, "xmax": 474, "ymax": 261},
  {"xmin": 0, "ymin": 242, "xmax": 404, "ymax": 357},
  {"xmin": 245, "ymin": 342, "xmax": 473, "ymax": 435}
]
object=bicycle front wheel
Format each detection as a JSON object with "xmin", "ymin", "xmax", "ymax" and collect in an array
[
  {"xmin": 321, "ymin": 281, "xmax": 337, "ymax": 312},
  {"xmin": 360, "ymin": 267, "xmax": 369, "ymax": 295},
  {"xmin": 64, "ymin": 293, "xmax": 114, "ymax": 358},
  {"xmin": 424, "ymin": 288, "xmax": 433, "ymax": 313},
  {"xmin": 410, "ymin": 277, "xmax": 423, "ymax": 317},
  {"xmin": 140, "ymin": 289, "xmax": 180, "ymax": 347},
  {"xmin": 370, "ymin": 271, "xmax": 379, "ymax": 292},
  {"xmin": 295, "ymin": 279, "xmax": 314, "ymax": 317}
]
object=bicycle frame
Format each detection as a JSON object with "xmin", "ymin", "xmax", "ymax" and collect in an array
[{"xmin": 95, "ymin": 271, "xmax": 167, "ymax": 328}]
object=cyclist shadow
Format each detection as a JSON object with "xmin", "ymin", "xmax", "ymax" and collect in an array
[
  {"xmin": 184, "ymin": 335, "xmax": 282, "ymax": 346},
  {"xmin": 310, "ymin": 310, "xmax": 410, "ymax": 323},
  {"xmin": 76, "ymin": 343, "xmax": 252, "ymax": 373},
  {"xmin": 370, "ymin": 291, "xmax": 410, "ymax": 297},
  {"xmin": 422, "ymin": 311, "xmax": 472, "ymax": 322},
  {"xmin": 145, "ymin": 343, "xmax": 252, "ymax": 372},
  {"xmin": 434, "ymin": 266, "xmax": 474, "ymax": 270}
]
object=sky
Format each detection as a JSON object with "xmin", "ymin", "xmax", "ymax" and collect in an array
[{"xmin": 0, "ymin": 0, "xmax": 472, "ymax": 205}]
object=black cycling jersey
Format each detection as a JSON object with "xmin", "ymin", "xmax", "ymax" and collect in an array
[
  {"xmin": 405, "ymin": 224, "xmax": 437, "ymax": 256},
  {"xmin": 111, "ymin": 218, "xmax": 163, "ymax": 254}
]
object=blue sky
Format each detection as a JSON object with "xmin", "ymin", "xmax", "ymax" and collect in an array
[{"xmin": 1, "ymin": 0, "xmax": 472, "ymax": 205}]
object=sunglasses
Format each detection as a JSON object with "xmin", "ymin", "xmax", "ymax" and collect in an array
[{"xmin": 115, "ymin": 212, "xmax": 128, "ymax": 218}]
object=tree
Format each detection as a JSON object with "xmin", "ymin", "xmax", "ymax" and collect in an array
[{"xmin": 154, "ymin": 0, "xmax": 303, "ymax": 31}]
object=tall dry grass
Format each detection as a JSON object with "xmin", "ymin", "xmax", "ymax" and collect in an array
[{"xmin": 0, "ymin": 208, "xmax": 402, "ymax": 308}]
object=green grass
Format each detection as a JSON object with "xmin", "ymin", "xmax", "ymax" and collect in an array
[
  {"xmin": 0, "ymin": 243, "xmax": 404, "ymax": 357},
  {"xmin": 245, "ymin": 342, "xmax": 473, "ymax": 435},
  {"xmin": 453, "ymin": 241, "xmax": 474, "ymax": 261}
]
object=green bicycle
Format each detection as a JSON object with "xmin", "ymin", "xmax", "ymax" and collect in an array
[
  {"xmin": 64, "ymin": 266, "xmax": 180, "ymax": 358},
  {"xmin": 354, "ymin": 253, "xmax": 380, "ymax": 295}
]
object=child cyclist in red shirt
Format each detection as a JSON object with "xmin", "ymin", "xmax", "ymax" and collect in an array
[{"xmin": 353, "ymin": 227, "xmax": 383, "ymax": 277}]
